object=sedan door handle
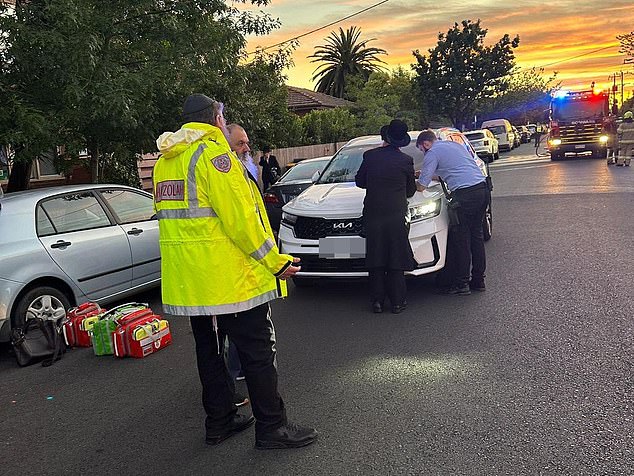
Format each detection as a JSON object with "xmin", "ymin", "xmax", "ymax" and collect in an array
[
  {"xmin": 127, "ymin": 228, "xmax": 144, "ymax": 236},
  {"xmin": 50, "ymin": 240, "xmax": 72, "ymax": 249}
]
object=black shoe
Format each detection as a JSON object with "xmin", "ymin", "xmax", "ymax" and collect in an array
[
  {"xmin": 255, "ymin": 422, "xmax": 318, "ymax": 450},
  {"xmin": 391, "ymin": 301, "xmax": 407, "ymax": 314},
  {"xmin": 441, "ymin": 284, "xmax": 471, "ymax": 295},
  {"xmin": 233, "ymin": 392, "xmax": 250, "ymax": 408},
  {"xmin": 206, "ymin": 414, "xmax": 255, "ymax": 446},
  {"xmin": 372, "ymin": 301, "xmax": 383, "ymax": 313},
  {"xmin": 469, "ymin": 280, "xmax": 486, "ymax": 292}
]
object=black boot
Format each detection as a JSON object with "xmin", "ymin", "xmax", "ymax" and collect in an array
[
  {"xmin": 255, "ymin": 422, "xmax": 318, "ymax": 450},
  {"xmin": 206, "ymin": 414, "xmax": 255, "ymax": 445}
]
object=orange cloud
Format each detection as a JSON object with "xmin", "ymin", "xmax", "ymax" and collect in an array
[{"xmin": 244, "ymin": 0, "xmax": 634, "ymax": 100}]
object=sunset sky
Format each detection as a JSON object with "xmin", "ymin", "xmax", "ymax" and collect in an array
[{"xmin": 245, "ymin": 0, "xmax": 634, "ymax": 102}]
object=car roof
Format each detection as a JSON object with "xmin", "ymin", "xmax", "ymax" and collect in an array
[
  {"xmin": 296, "ymin": 156, "xmax": 331, "ymax": 164},
  {"xmin": 0, "ymin": 184, "xmax": 147, "ymax": 208},
  {"xmin": 344, "ymin": 128, "xmax": 462, "ymax": 148},
  {"xmin": 464, "ymin": 129, "xmax": 489, "ymax": 134}
]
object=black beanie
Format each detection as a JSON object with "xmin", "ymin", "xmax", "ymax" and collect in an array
[{"xmin": 183, "ymin": 94, "xmax": 215, "ymax": 115}]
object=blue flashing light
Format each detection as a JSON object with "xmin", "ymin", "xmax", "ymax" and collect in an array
[{"xmin": 553, "ymin": 90, "xmax": 569, "ymax": 99}]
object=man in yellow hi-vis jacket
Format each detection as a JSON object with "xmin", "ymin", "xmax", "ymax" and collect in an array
[{"xmin": 153, "ymin": 94, "xmax": 317, "ymax": 449}]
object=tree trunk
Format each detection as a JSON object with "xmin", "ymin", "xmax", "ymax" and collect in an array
[
  {"xmin": 89, "ymin": 145, "xmax": 99, "ymax": 183},
  {"xmin": 6, "ymin": 160, "xmax": 33, "ymax": 193}
]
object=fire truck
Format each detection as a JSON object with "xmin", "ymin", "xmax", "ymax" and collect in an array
[{"xmin": 547, "ymin": 88, "xmax": 610, "ymax": 160}]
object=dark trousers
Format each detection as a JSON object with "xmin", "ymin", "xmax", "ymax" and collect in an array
[
  {"xmin": 226, "ymin": 338, "xmax": 242, "ymax": 381},
  {"xmin": 450, "ymin": 182, "xmax": 490, "ymax": 287},
  {"xmin": 369, "ymin": 268, "xmax": 406, "ymax": 306},
  {"xmin": 189, "ymin": 303, "xmax": 286, "ymax": 436}
]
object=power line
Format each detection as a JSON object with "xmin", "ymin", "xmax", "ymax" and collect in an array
[
  {"xmin": 537, "ymin": 44, "xmax": 619, "ymax": 68},
  {"xmin": 246, "ymin": 0, "xmax": 389, "ymax": 55}
]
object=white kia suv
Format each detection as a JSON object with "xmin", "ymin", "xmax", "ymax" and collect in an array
[{"xmin": 278, "ymin": 128, "xmax": 492, "ymax": 284}]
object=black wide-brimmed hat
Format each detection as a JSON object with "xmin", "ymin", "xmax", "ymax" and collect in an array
[{"xmin": 385, "ymin": 119, "xmax": 410, "ymax": 148}]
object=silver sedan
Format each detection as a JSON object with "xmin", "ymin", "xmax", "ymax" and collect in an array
[{"xmin": 0, "ymin": 184, "xmax": 160, "ymax": 341}]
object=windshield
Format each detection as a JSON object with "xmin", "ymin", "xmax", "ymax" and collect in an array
[
  {"xmin": 465, "ymin": 132, "xmax": 484, "ymax": 141},
  {"xmin": 553, "ymin": 98, "xmax": 606, "ymax": 121},
  {"xmin": 486, "ymin": 125, "xmax": 506, "ymax": 135},
  {"xmin": 279, "ymin": 159, "xmax": 329, "ymax": 182},
  {"xmin": 317, "ymin": 140, "xmax": 425, "ymax": 184}
]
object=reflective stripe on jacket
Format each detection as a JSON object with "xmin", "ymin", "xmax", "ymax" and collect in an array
[
  {"xmin": 617, "ymin": 121, "xmax": 634, "ymax": 145},
  {"xmin": 153, "ymin": 122, "xmax": 291, "ymax": 316}
]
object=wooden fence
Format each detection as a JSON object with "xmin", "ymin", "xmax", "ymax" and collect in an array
[{"xmin": 138, "ymin": 141, "xmax": 342, "ymax": 192}]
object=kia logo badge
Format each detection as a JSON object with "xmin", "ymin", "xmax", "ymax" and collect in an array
[{"xmin": 333, "ymin": 222, "xmax": 353, "ymax": 229}]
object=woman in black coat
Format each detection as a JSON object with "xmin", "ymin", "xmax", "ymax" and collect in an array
[{"xmin": 355, "ymin": 120, "xmax": 417, "ymax": 314}]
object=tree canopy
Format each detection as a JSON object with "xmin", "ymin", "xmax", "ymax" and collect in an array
[
  {"xmin": 0, "ymin": 0, "xmax": 290, "ymax": 191},
  {"xmin": 412, "ymin": 19, "xmax": 520, "ymax": 129},
  {"xmin": 476, "ymin": 68, "xmax": 559, "ymax": 126},
  {"xmin": 309, "ymin": 26, "xmax": 387, "ymax": 99}
]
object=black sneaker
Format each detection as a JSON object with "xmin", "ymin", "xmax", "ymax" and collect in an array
[
  {"xmin": 233, "ymin": 392, "xmax": 250, "ymax": 408},
  {"xmin": 372, "ymin": 301, "xmax": 383, "ymax": 313},
  {"xmin": 206, "ymin": 414, "xmax": 255, "ymax": 445},
  {"xmin": 441, "ymin": 284, "xmax": 471, "ymax": 295},
  {"xmin": 255, "ymin": 422, "xmax": 318, "ymax": 450},
  {"xmin": 469, "ymin": 280, "xmax": 486, "ymax": 292}
]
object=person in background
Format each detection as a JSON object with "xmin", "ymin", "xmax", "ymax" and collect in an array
[
  {"xmin": 153, "ymin": 93, "xmax": 317, "ymax": 449},
  {"xmin": 259, "ymin": 146, "xmax": 281, "ymax": 191},
  {"xmin": 228, "ymin": 123, "xmax": 259, "ymax": 186},
  {"xmin": 616, "ymin": 111, "xmax": 634, "ymax": 166},
  {"xmin": 416, "ymin": 129, "xmax": 489, "ymax": 295},
  {"xmin": 355, "ymin": 120, "xmax": 417, "ymax": 314},
  {"xmin": 604, "ymin": 114, "xmax": 618, "ymax": 165}
]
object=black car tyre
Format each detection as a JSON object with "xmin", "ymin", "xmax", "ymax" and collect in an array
[
  {"xmin": 494, "ymin": 151, "xmax": 500, "ymax": 161},
  {"xmin": 551, "ymin": 151, "xmax": 563, "ymax": 161},
  {"xmin": 12, "ymin": 286, "xmax": 70, "ymax": 329},
  {"xmin": 483, "ymin": 204, "xmax": 493, "ymax": 242}
]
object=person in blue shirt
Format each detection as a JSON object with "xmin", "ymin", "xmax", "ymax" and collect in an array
[{"xmin": 416, "ymin": 130, "xmax": 489, "ymax": 294}]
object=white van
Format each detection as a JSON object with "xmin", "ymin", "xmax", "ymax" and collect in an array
[{"xmin": 481, "ymin": 118, "xmax": 515, "ymax": 151}]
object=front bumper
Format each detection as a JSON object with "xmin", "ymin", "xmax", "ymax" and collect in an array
[{"xmin": 278, "ymin": 214, "xmax": 448, "ymax": 278}]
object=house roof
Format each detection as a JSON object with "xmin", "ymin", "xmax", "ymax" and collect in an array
[{"xmin": 287, "ymin": 86, "xmax": 353, "ymax": 112}]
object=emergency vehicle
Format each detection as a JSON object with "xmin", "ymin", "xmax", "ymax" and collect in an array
[{"xmin": 548, "ymin": 88, "xmax": 610, "ymax": 160}]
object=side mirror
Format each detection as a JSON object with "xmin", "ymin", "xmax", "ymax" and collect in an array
[{"xmin": 311, "ymin": 170, "xmax": 320, "ymax": 183}]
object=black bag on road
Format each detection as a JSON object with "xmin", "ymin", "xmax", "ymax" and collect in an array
[{"xmin": 10, "ymin": 318, "xmax": 66, "ymax": 367}]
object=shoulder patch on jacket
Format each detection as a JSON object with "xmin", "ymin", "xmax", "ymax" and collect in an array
[{"xmin": 212, "ymin": 154, "xmax": 232, "ymax": 173}]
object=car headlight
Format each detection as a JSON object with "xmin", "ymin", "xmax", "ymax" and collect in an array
[
  {"xmin": 408, "ymin": 199, "xmax": 441, "ymax": 222},
  {"xmin": 549, "ymin": 138, "xmax": 562, "ymax": 146},
  {"xmin": 599, "ymin": 135, "xmax": 609, "ymax": 144},
  {"xmin": 281, "ymin": 211, "xmax": 298, "ymax": 227}
]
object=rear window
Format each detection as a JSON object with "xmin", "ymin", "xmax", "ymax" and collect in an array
[
  {"xmin": 280, "ymin": 159, "xmax": 330, "ymax": 182},
  {"xmin": 465, "ymin": 132, "xmax": 484, "ymax": 141},
  {"xmin": 486, "ymin": 125, "xmax": 506, "ymax": 135}
]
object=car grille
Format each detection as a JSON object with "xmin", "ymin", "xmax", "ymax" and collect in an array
[
  {"xmin": 295, "ymin": 254, "xmax": 367, "ymax": 272},
  {"xmin": 293, "ymin": 216, "xmax": 364, "ymax": 240},
  {"xmin": 559, "ymin": 123, "xmax": 602, "ymax": 144}
]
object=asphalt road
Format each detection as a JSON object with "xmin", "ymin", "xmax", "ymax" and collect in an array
[{"xmin": 2, "ymin": 142, "xmax": 633, "ymax": 475}]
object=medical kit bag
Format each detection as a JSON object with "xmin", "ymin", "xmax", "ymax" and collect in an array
[
  {"xmin": 63, "ymin": 302, "xmax": 104, "ymax": 348},
  {"xmin": 91, "ymin": 303, "xmax": 149, "ymax": 356},
  {"xmin": 113, "ymin": 308, "xmax": 172, "ymax": 359}
]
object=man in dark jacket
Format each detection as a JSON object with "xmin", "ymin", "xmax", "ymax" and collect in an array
[
  {"xmin": 259, "ymin": 146, "xmax": 281, "ymax": 190},
  {"xmin": 355, "ymin": 120, "xmax": 417, "ymax": 314}
]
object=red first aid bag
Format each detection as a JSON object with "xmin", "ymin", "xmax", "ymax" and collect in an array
[
  {"xmin": 113, "ymin": 309, "xmax": 172, "ymax": 359},
  {"xmin": 63, "ymin": 302, "xmax": 104, "ymax": 347}
]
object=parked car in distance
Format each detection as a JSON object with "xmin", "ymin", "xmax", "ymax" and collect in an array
[
  {"xmin": 0, "ymin": 185, "xmax": 160, "ymax": 342},
  {"xmin": 516, "ymin": 125, "xmax": 531, "ymax": 143},
  {"xmin": 526, "ymin": 124, "xmax": 537, "ymax": 139},
  {"xmin": 464, "ymin": 129, "xmax": 499, "ymax": 162},
  {"xmin": 481, "ymin": 118, "xmax": 515, "ymax": 151},
  {"xmin": 511, "ymin": 126, "xmax": 522, "ymax": 148},
  {"xmin": 264, "ymin": 156, "xmax": 332, "ymax": 231},
  {"xmin": 278, "ymin": 128, "xmax": 493, "ymax": 286}
]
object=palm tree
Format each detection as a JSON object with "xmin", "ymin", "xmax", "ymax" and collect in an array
[{"xmin": 309, "ymin": 26, "xmax": 387, "ymax": 98}]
